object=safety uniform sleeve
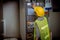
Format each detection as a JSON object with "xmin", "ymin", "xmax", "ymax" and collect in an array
[
  {"xmin": 44, "ymin": 17, "xmax": 51, "ymax": 32},
  {"xmin": 44, "ymin": 17, "xmax": 52, "ymax": 40},
  {"xmin": 34, "ymin": 22, "xmax": 36, "ymax": 40},
  {"xmin": 34, "ymin": 22, "xmax": 40, "ymax": 40},
  {"xmin": 36, "ymin": 24, "xmax": 40, "ymax": 37}
]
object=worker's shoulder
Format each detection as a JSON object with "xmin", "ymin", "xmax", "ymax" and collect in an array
[
  {"xmin": 44, "ymin": 17, "xmax": 47, "ymax": 19},
  {"xmin": 35, "ymin": 17, "xmax": 47, "ymax": 22},
  {"xmin": 44, "ymin": 17, "xmax": 48, "ymax": 20}
]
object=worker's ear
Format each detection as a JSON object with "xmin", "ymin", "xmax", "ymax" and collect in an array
[{"xmin": 34, "ymin": 12, "xmax": 38, "ymax": 18}]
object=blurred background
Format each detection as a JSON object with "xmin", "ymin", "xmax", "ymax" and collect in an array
[{"xmin": 0, "ymin": 0, "xmax": 60, "ymax": 40}]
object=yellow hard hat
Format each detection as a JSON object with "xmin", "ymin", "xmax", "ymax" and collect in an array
[{"xmin": 34, "ymin": 6, "xmax": 45, "ymax": 17}]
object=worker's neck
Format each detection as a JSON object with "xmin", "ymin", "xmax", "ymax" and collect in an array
[{"xmin": 37, "ymin": 16, "xmax": 44, "ymax": 21}]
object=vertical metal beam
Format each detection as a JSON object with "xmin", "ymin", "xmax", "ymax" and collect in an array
[{"xmin": 20, "ymin": 0, "xmax": 26, "ymax": 40}]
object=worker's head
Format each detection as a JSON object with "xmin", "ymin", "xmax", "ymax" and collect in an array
[
  {"xmin": 32, "ymin": 3, "xmax": 45, "ymax": 17},
  {"xmin": 34, "ymin": 6, "xmax": 45, "ymax": 17}
]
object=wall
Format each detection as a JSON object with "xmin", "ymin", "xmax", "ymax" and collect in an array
[
  {"xmin": 48, "ymin": 12, "xmax": 60, "ymax": 37},
  {"xmin": 0, "ymin": 1, "xmax": 3, "ymax": 38},
  {"xmin": 3, "ymin": 2, "xmax": 20, "ymax": 38}
]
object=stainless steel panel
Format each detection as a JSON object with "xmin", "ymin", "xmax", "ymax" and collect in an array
[{"xmin": 3, "ymin": 2, "xmax": 19, "ymax": 38}]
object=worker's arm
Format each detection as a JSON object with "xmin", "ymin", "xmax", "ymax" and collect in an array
[
  {"xmin": 34, "ymin": 22, "xmax": 40, "ymax": 40},
  {"xmin": 44, "ymin": 17, "xmax": 52, "ymax": 40},
  {"xmin": 36, "ymin": 25, "xmax": 40, "ymax": 40},
  {"xmin": 49, "ymin": 29, "xmax": 52, "ymax": 40},
  {"xmin": 51, "ymin": 32, "xmax": 52, "ymax": 40}
]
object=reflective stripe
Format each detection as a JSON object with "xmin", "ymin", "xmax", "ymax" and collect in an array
[
  {"xmin": 41, "ymin": 24, "xmax": 48, "ymax": 30},
  {"xmin": 45, "ymin": 34, "xmax": 49, "ymax": 39}
]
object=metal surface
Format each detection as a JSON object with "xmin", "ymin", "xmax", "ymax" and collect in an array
[
  {"xmin": 20, "ymin": 0, "xmax": 26, "ymax": 40},
  {"xmin": 3, "ymin": 2, "xmax": 19, "ymax": 38}
]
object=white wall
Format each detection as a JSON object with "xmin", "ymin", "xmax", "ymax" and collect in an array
[{"xmin": 3, "ymin": 2, "xmax": 19, "ymax": 38}]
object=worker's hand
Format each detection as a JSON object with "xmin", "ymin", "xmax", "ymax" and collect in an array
[
  {"xmin": 32, "ymin": 3, "xmax": 36, "ymax": 9},
  {"xmin": 36, "ymin": 37, "xmax": 39, "ymax": 40},
  {"xmin": 50, "ymin": 32, "xmax": 52, "ymax": 40}
]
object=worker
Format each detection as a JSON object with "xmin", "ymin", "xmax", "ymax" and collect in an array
[{"xmin": 32, "ymin": 3, "xmax": 52, "ymax": 40}]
